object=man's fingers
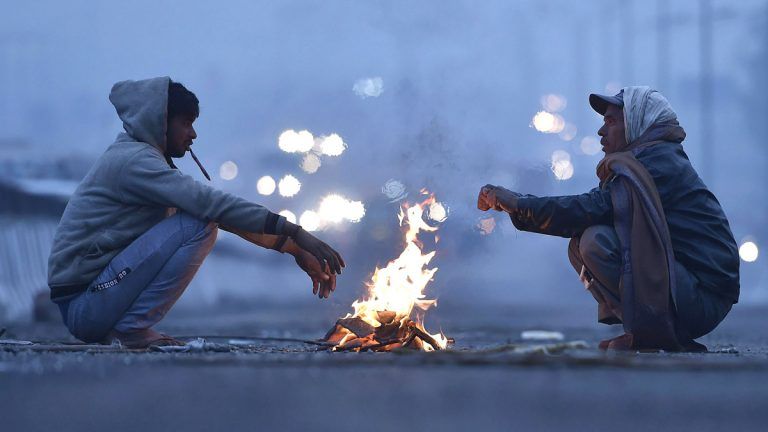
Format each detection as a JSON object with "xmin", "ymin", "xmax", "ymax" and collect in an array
[
  {"xmin": 477, "ymin": 193, "xmax": 491, "ymax": 211},
  {"xmin": 312, "ymin": 254, "xmax": 325, "ymax": 273},
  {"xmin": 321, "ymin": 279, "xmax": 330, "ymax": 299},
  {"xmin": 330, "ymin": 247, "xmax": 343, "ymax": 273},
  {"xmin": 310, "ymin": 249, "xmax": 335, "ymax": 275},
  {"xmin": 323, "ymin": 247, "xmax": 342, "ymax": 274},
  {"xmin": 312, "ymin": 278, "xmax": 319, "ymax": 295},
  {"xmin": 312, "ymin": 263, "xmax": 330, "ymax": 281},
  {"xmin": 322, "ymin": 263, "xmax": 337, "ymax": 295},
  {"xmin": 486, "ymin": 189, "xmax": 500, "ymax": 211},
  {"xmin": 331, "ymin": 247, "xmax": 346, "ymax": 269}
]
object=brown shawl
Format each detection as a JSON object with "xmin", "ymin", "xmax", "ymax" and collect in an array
[{"xmin": 596, "ymin": 127, "xmax": 685, "ymax": 350}]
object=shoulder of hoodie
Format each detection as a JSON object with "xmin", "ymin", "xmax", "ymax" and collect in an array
[{"xmin": 109, "ymin": 135, "xmax": 167, "ymax": 167}]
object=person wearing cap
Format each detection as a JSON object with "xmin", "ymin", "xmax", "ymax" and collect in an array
[
  {"xmin": 48, "ymin": 77, "xmax": 345, "ymax": 348},
  {"xmin": 477, "ymin": 86, "xmax": 739, "ymax": 351}
]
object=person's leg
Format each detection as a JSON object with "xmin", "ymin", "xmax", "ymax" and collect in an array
[
  {"xmin": 111, "ymin": 216, "xmax": 217, "ymax": 336},
  {"xmin": 570, "ymin": 225, "xmax": 731, "ymax": 350},
  {"xmin": 65, "ymin": 212, "xmax": 217, "ymax": 344},
  {"xmin": 568, "ymin": 225, "xmax": 623, "ymax": 325},
  {"xmin": 671, "ymin": 261, "xmax": 733, "ymax": 341}
]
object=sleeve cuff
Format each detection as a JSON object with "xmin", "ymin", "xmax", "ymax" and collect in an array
[{"xmin": 265, "ymin": 212, "xmax": 285, "ymax": 235}]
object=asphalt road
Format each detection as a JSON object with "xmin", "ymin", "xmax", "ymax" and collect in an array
[{"xmin": 2, "ymin": 303, "xmax": 767, "ymax": 432}]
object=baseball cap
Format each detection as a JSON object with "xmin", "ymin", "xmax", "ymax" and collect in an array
[{"xmin": 589, "ymin": 89, "xmax": 624, "ymax": 115}]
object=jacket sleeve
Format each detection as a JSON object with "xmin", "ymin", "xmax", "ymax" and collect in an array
[
  {"xmin": 117, "ymin": 148, "xmax": 285, "ymax": 235},
  {"xmin": 509, "ymin": 186, "xmax": 613, "ymax": 238}
]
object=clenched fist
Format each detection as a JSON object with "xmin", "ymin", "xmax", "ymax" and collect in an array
[{"xmin": 477, "ymin": 184, "xmax": 521, "ymax": 213}]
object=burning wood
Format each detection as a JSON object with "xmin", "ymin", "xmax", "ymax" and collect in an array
[
  {"xmin": 324, "ymin": 193, "xmax": 451, "ymax": 352},
  {"xmin": 325, "ymin": 316, "xmax": 444, "ymax": 352}
]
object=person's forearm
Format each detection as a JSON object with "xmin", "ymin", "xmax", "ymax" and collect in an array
[
  {"xmin": 280, "ymin": 237, "xmax": 301, "ymax": 256},
  {"xmin": 220, "ymin": 225, "xmax": 293, "ymax": 253},
  {"xmin": 279, "ymin": 220, "xmax": 301, "ymax": 238}
]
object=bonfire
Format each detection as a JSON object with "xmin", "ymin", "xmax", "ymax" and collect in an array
[{"xmin": 324, "ymin": 194, "xmax": 450, "ymax": 352}]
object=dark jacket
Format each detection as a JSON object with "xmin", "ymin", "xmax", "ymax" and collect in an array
[{"xmin": 510, "ymin": 142, "xmax": 740, "ymax": 304}]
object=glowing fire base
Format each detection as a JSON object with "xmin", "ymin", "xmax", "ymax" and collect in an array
[
  {"xmin": 324, "ymin": 312, "xmax": 445, "ymax": 352},
  {"xmin": 323, "ymin": 194, "xmax": 451, "ymax": 353}
]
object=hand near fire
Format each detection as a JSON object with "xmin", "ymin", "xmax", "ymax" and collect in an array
[
  {"xmin": 477, "ymin": 184, "xmax": 520, "ymax": 213},
  {"xmin": 284, "ymin": 239, "xmax": 338, "ymax": 299},
  {"xmin": 295, "ymin": 247, "xmax": 337, "ymax": 299},
  {"xmin": 293, "ymin": 228, "xmax": 345, "ymax": 275}
]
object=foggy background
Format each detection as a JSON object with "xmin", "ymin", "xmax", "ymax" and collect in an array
[{"xmin": 1, "ymin": 0, "xmax": 766, "ymax": 323}]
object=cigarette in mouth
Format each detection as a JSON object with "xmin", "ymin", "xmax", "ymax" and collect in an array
[{"xmin": 188, "ymin": 148, "xmax": 212, "ymax": 181}]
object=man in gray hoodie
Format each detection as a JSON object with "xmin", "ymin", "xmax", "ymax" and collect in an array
[{"xmin": 48, "ymin": 76, "xmax": 344, "ymax": 348}]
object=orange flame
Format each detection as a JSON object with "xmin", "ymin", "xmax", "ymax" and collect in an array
[{"xmin": 342, "ymin": 194, "xmax": 447, "ymax": 351}]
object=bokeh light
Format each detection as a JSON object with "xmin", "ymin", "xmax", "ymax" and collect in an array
[
  {"xmin": 580, "ymin": 136, "xmax": 602, "ymax": 155},
  {"xmin": 299, "ymin": 210, "xmax": 321, "ymax": 231},
  {"xmin": 551, "ymin": 150, "xmax": 574, "ymax": 180},
  {"xmin": 382, "ymin": 179, "xmax": 408, "ymax": 202},
  {"xmin": 278, "ymin": 174, "xmax": 301, "ymax": 197},
  {"xmin": 605, "ymin": 81, "xmax": 622, "ymax": 95},
  {"xmin": 550, "ymin": 114, "xmax": 566, "ymax": 133},
  {"xmin": 739, "ymin": 240, "xmax": 759, "ymax": 263},
  {"xmin": 559, "ymin": 123, "xmax": 578, "ymax": 141},
  {"xmin": 552, "ymin": 160, "xmax": 574, "ymax": 180},
  {"xmin": 428, "ymin": 201, "xmax": 448, "ymax": 222},
  {"xmin": 318, "ymin": 133, "xmax": 347, "ymax": 156},
  {"xmin": 219, "ymin": 161, "xmax": 238, "ymax": 181},
  {"xmin": 278, "ymin": 129, "xmax": 315, "ymax": 153},
  {"xmin": 318, "ymin": 194, "xmax": 366, "ymax": 223},
  {"xmin": 477, "ymin": 217, "xmax": 496, "ymax": 235},
  {"xmin": 532, "ymin": 111, "xmax": 556, "ymax": 133},
  {"xmin": 551, "ymin": 150, "xmax": 571, "ymax": 163},
  {"xmin": 300, "ymin": 153, "xmax": 322, "ymax": 174},
  {"xmin": 256, "ymin": 175, "xmax": 276, "ymax": 195},
  {"xmin": 345, "ymin": 200, "xmax": 366, "ymax": 223},
  {"xmin": 318, "ymin": 194, "xmax": 347, "ymax": 223},
  {"xmin": 532, "ymin": 111, "xmax": 565, "ymax": 134},
  {"xmin": 541, "ymin": 94, "xmax": 567, "ymax": 112},
  {"xmin": 278, "ymin": 210, "xmax": 297, "ymax": 224}
]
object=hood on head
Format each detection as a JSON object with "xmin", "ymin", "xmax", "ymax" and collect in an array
[
  {"xmin": 109, "ymin": 76, "xmax": 170, "ymax": 152},
  {"xmin": 621, "ymin": 86, "xmax": 680, "ymax": 145}
]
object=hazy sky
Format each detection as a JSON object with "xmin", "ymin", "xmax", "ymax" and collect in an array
[{"xmin": 1, "ymin": 0, "xmax": 766, "ymax": 306}]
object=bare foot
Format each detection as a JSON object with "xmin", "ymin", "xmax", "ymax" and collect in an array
[{"xmin": 598, "ymin": 333, "xmax": 634, "ymax": 351}]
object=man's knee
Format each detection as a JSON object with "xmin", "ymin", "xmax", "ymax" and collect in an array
[
  {"xmin": 578, "ymin": 225, "xmax": 620, "ymax": 271},
  {"xmin": 567, "ymin": 236, "xmax": 582, "ymax": 273},
  {"xmin": 175, "ymin": 212, "xmax": 218, "ymax": 243},
  {"xmin": 201, "ymin": 222, "xmax": 218, "ymax": 249}
]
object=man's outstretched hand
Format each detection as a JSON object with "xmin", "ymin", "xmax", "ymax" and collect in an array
[
  {"xmin": 281, "ymin": 238, "xmax": 339, "ymax": 299},
  {"xmin": 293, "ymin": 245, "xmax": 337, "ymax": 299},
  {"xmin": 292, "ymin": 228, "xmax": 345, "ymax": 275},
  {"xmin": 477, "ymin": 184, "xmax": 521, "ymax": 213}
]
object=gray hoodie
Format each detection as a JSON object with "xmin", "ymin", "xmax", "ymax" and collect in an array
[{"xmin": 48, "ymin": 76, "xmax": 285, "ymax": 302}]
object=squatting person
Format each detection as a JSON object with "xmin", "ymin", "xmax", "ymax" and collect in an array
[
  {"xmin": 48, "ymin": 76, "xmax": 345, "ymax": 348},
  {"xmin": 477, "ymin": 86, "xmax": 739, "ymax": 351}
]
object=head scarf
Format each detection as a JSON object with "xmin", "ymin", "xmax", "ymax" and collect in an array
[{"xmin": 621, "ymin": 86, "xmax": 686, "ymax": 150}]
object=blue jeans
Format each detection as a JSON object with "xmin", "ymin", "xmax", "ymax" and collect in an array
[{"xmin": 61, "ymin": 212, "xmax": 218, "ymax": 343}]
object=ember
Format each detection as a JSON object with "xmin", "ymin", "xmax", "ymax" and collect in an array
[{"xmin": 324, "ymin": 194, "xmax": 450, "ymax": 352}]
